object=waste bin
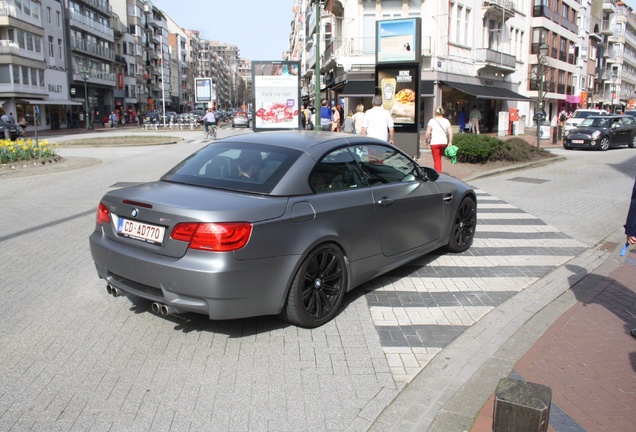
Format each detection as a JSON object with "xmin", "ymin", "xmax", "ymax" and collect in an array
[{"xmin": 539, "ymin": 121, "xmax": 550, "ymax": 140}]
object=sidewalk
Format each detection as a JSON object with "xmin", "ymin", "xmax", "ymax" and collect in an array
[
  {"xmin": 419, "ymin": 134, "xmax": 636, "ymax": 431},
  {"xmin": 469, "ymin": 246, "xmax": 636, "ymax": 432}
]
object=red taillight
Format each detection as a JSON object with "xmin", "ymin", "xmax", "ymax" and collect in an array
[
  {"xmin": 97, "ymin": 202, "xmax": 110, "ymax": 225},
  {"xmin": 171, "ymin": 222, "xmax": 252, "ymax": 251}
]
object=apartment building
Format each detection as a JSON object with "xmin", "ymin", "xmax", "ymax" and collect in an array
[
  {"xmin": 294, "ymin": 0, "xmax": 636, "ymax": 131},
  {"xmin": 0, "ymin": 0, "xmax": 48, "ymax": 125},
  {"xmin": 597, "ymin": 0, "xmax": 636, "ymax": 111},
  {"xmin": 65, "ymin": 0, "xmax": 116, "ymax": 126}
]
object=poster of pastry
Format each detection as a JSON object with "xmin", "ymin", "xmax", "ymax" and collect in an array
[{"xmin": 252, "ymin": 61, "xmax": 301, "ymax": 131}]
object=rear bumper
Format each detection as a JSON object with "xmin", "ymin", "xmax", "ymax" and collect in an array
[{"xmin": 89, "ymin": 230, "xmax": 300, "ymax": 320}]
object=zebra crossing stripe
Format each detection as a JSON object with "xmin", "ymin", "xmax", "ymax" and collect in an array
[{"xmin": 365, "ymin": 190, "xmax": 587, "ymax": 382}]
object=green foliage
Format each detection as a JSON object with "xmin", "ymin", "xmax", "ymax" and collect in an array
[{"xmin": 452, "ymin": 134, "xmax": 552, "ymax": 164}]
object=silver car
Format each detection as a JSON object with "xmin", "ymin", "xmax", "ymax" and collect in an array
[{"xmin": 89, "ymin": 131, "xmax": 477, "ymax": 327}]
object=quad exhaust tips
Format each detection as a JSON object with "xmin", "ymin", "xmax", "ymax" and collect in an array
[
  {"xmin": 151, "ymin": 302, "xmax": 175, "ymax": 317},
  {"xmin": 106, "ymin": 285, "xmax": 121, "ymax": 297}
]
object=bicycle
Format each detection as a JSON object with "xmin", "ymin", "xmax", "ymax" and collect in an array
[{"xmin": 204, "ymin": 122, "xmax": 217, "ymax": 140}]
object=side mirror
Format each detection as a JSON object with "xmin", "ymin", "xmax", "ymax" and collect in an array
[{"xmin": 418, "ymin": 166, "xmax": 439, "ymax": 181}]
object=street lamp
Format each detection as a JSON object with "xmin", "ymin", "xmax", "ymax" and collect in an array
[
  {"xmin": 80, "ymin": 67, "xmax": 90, "ymax": 130},
  {"xmin": 536, "ymin": 43, "xmax": 549, "ymax": 148}
]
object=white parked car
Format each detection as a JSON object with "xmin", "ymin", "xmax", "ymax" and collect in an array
[{"xmin": 564, "ymin": 109, "xmax": 608, "ymax": 132}]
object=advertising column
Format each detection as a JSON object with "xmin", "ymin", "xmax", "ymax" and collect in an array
[{"xmin": 375, "ymin": 18, "xmax": 421, "ymax": 157}]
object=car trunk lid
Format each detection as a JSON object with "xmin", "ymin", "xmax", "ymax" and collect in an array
[{"xmin": 99, "ymin": 181, "xmax": 288, "ymax": 258}]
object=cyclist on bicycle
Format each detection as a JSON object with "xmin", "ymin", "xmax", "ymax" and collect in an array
[{"xmin": 201, "ymin": 108, "xmax": 216, "ymax": 135}]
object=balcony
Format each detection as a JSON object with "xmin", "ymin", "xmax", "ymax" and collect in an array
[
  {"xmin": 475, "ymin": 48, "xmax": 516, "ymax": 74},
  {"xmin": 68, "ymin": 8, "xmax": 114, "ymax": 41},
  {"xmin": 78, "ymin": 0, "xmax": 112, "ymax": 16},
  {"xmin": 603, "ymin": 0, "xmax": 617, "ymax": 13},
  {"xmin": 0, "ymin": 2, "xmax": 17, "ymax": 17},
  {"xmin": 482, "ymin": 0, "xmax": 515, "ymax": 21},
  {"xmin": 0, "ymin": 39, "xmax": 19, "ymax": 55},
  {"xmin": 73, "ymin": 68, "xmax": 116, "ymax": 86}
]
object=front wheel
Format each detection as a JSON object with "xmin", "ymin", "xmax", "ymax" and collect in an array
[
  {"xmin": 598, "ymin": 136, "xmax": 610, "ymax": 151},
  {"xmin": 629, "ymin": 134, "xmax": 636, "ymax": 148},
  {"xmin": 445, "ymin": 196, "xmax": 477, "ymax": 253},
  {"xmin": 282, "ymin": 244, "xmax": 347, "ymax": 328}
]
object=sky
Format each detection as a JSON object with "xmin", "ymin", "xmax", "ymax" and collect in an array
[{"xmin": 153, "ymin": 0, "xmax": 295, "ymax": 61}]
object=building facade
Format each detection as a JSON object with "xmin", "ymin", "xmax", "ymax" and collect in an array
[{"xmin": 292, "ymin": 0, "xmax": 636, "ymax": 132}]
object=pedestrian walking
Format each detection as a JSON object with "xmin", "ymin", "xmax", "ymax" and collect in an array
[
  {"xmin": 361, "ymin": 95, "xmax": 395, "ymax": 144},
  {"xmin": 469, "ymin": 105, "xmax": 481, "ymax": 134},
  {"xmin": 331, "ymin": 105, "xmax": 341, "ymax": 132},
  {"xmin": 109, "ymin": 111, "xmax": 117, "ymax": 128},
  {"xmin": 352, "ymin": 104, "xmax": 365, "ymax": 134},
  {"xmin": 320, "ymin": 100, "xmax": 331, "ymax": 131},
  {"xmin": 343, "ymin": 111, "xmax": 355, "ymax": 133},
  {"xmin": 423, "ymin": 106, "xmax": 452, "ymax": 173}
]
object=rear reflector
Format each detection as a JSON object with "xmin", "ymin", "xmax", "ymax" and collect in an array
[{"xmin": 171, "ymin": 222, "xmax": 252, "ymax": 251}]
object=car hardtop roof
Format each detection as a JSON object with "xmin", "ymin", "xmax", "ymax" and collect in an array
[{"xmin": 219, "ymin": 130, "xmax": 378, "ymax": 152}]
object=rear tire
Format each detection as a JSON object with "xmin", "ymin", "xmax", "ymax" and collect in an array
[
  {"xmin": 629, "ymin": 134, "xmax": 636, "ymax": 148},
  {"xmin": 282, "ymin": 244, "xmax": 346, "ymax": 328},
  {"xmin": 445, "ymin": 196, "xmax": 477, "ymax": 253}
]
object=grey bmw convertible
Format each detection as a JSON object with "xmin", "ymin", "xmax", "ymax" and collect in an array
[{"xmin": 89, "ymin": 131, "xmax": 477, "ymax": 328}]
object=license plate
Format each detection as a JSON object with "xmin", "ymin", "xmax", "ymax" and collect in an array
[
  {"xmin": 572, "ymin": 140, "xmax": 584, "ymax": 144},
  {"xmin": 118, "ymin": 218, "xmax": 165, "ymax": 245}
]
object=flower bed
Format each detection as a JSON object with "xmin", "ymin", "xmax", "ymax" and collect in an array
[{"xmin": 0, "ymin": 138, "xmax": 56, "ymax": 164}]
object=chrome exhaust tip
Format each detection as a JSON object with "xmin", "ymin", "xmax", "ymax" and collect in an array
[
  {"xmin": 106, "ymin": 285, "xmax": 112, "ymax": 295},
  {"xmin": 111, "ymin": 286, "xmax": 120, "ymax": 297},
  {"xmin": 151, "ymin": 302, "xmax": 161, "ymax": 314},
  {"xmin": 160, "ymin": 304, "xmax": 174, "ymax": 316}
]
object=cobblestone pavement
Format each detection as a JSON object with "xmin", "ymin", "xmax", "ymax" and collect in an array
[{"xmin": 0, "ymin": 129, "xmax": 633, "ymax": 431}]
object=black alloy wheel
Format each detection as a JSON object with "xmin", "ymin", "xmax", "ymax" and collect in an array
[
  {"xmin": 445, "ymin": 196, "xmax": 477, "ymax": 253},
  {"xmin": 282, "ymin": 244, "xmax": 346, "ymax": 328}
]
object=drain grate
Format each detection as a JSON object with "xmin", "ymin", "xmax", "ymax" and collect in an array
[{"xmin": 508, "ymin": 177, "xmax": 549, "ymax": 184}]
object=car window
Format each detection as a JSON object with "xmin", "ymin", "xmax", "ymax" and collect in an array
[
  {"xmin": 162, "ymin": 142, "xmax": 302, "ymax": 194},
  {"xmin": 356, "ymin": 145, "xmax": 419, "ymax": 185},
  {"xmin": 309, "ymin": 148, "xmax": 366, "ymax": 193}
]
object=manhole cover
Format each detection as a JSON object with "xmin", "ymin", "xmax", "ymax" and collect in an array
[{"xmin": 508, "ymin": 177, "xmax": 549, "ymax": 184}]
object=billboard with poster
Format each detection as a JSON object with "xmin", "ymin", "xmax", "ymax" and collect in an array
[
  {"xmin": 251, "ymin": 61, "xmax": 301, "ymax": 131},
  {"xmin": 195, "ymin": 78, "xmax": 214, "ymax": 104},
  {"xmin": 376, "ymin": 18, "xmax": 421, "ymax": 64},
  {"xmin": 375, "ymin": 65, "xmax": 418, "ymax": 132}
]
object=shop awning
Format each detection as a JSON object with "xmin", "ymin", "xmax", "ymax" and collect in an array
[
  {"xmin": 21, "ymin": 99, "xmax": 83, "ymax": 105},
  {"xmin": 339, "ymin": 80, "xmax": 375, "ymax": 97},
  {"xmin": 441, "ymin": 81, "xmax": 530, "ymax": 101}
]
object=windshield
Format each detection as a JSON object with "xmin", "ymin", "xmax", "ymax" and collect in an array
[
  {"xmin": 579, "ymin": 117, "xmax": 610, "ymax": 128},
  {"xmin": 161, "ymin": 142, "xmax": 302, "ymax": 194}
]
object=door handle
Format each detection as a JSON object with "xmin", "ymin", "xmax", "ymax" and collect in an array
[{"xmin": 377, "ymin": 197, "xmax": 393, "ymax": 207}]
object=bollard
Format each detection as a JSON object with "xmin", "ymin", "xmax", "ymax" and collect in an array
[
  {"xmin": 552, "ymin": 126, "xmax": 557, "ymax": 144},
  {"xmin": 493, "ymin": 378, "xmax": 552, "ymax": 432}
]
